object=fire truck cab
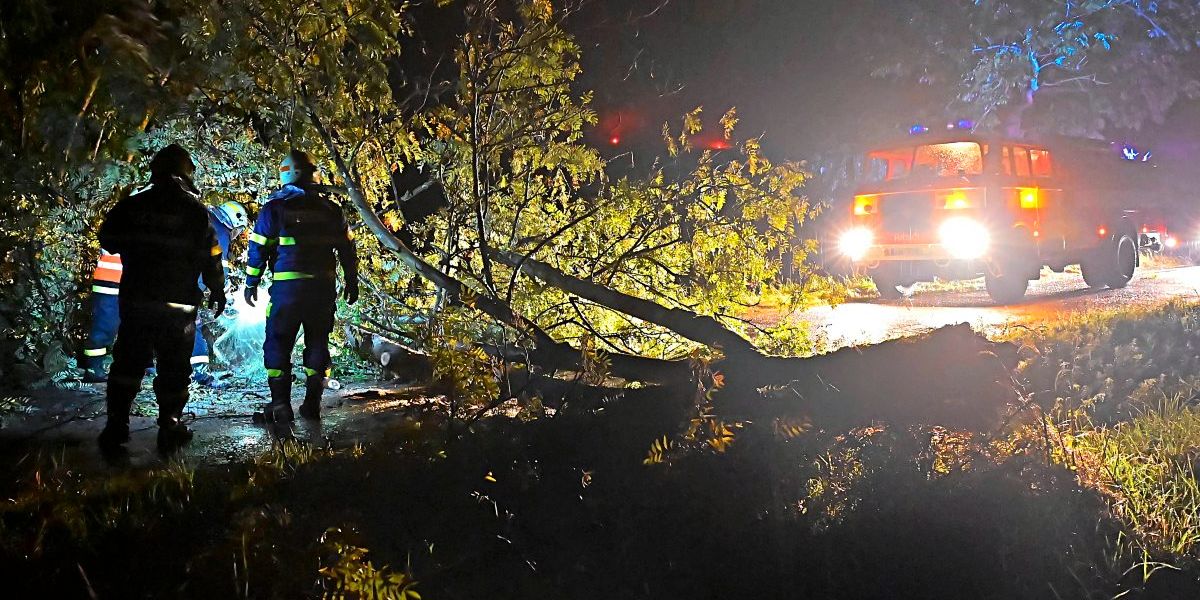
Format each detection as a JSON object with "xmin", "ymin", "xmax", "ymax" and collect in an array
[{"xmin": 839, "ymin": 133, "xmax": 1162, "ymax": 303}]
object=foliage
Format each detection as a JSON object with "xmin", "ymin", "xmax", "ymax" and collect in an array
[
  {"xmin": 1070, "ymin": 394, "xmax": 1200, "ymax": 558},
  {"xmin": 176, "ymin": 0, "xmax": 814, "ymax": 365},
  {"xmin": 0, "ymin": 1, "xmax": 282, "ymax": 385},
  {"xmin": 425, "ymin": 306, "xmax": 501, "ymax": 425},
  {"xmin": 0, "ymin": 454, "xmax": 195, "ymax": 558},
  {"xmin": 319, "ymin": 528, "xmax": 421, "ymax": 600},
  {"xmin": 14, "ymin": 305, "xmax": 1200, "ymax": 597},
  {"xmin": 883, "ymin": 0, "xmax": 1200, "ymax": 135},
  {"xmin": 1010, "ymin": 301, "xmax": 1200, "ymax": 424}
]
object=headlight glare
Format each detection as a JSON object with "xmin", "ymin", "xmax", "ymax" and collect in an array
[
  {"xmin": 938, "ymin": 217, "xmax": 990, "ymax": 259},
  {"xmin": 838, "ymin": 227, "xmax": 874, "ymax": 261}
]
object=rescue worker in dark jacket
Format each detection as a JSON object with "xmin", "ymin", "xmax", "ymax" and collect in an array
[
  {"xmin": 191, "ymin": 200, "xmax": 249, "ymax": 387},
  {"xmin": 245, "ymin": 150, "xmax": 358, "ymax": 422},
  {"xmin": 84, "ymin": 201, "xmax": 247, "ymax": 387},
  {"xmin": 97, "ymin": 144, "xmax": 226, "ymax": 451}
]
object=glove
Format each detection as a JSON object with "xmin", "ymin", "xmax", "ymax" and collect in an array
[
  {"xmin": 244, "ymin": 285, "xmax": 258, "ymax": 308},
  {"xmin": 343, "ymin": 281, "xmax": 359, "ymax": 305},
  {"xmin": 208, "ymin": 292, "xmax": 227, "ymax": 317}
]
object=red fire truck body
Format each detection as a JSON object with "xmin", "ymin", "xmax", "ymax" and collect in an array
[{"xmin": 840, "ymin": 133, "xmax": 1165, "ymax": 303}]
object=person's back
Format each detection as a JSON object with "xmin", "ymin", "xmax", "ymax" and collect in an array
[
  {"xmin": 245, "ymin": 150, "xmax": 357, "ymax": 423},
  {"xmin": 255, "ymin": 183, "xmax": 351, "ymax": 281},
  {"xmin": 99, "ymin": 176, "xmax": 221, "ymax": 307},
  {"xmin": 96, "ymin": 144, "xmax": 225, "ymax": 454}
]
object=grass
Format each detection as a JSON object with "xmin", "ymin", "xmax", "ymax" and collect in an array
[
  {"xmin": 997, "ymin": 300, "xmax": 1200, "ymax": 586},
  {"xmin": 1067, "ymin": 393, "xmax": 1200, "ymax": 559}
]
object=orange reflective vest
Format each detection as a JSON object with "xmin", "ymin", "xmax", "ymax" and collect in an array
[{"xmin": 91, "ymin": 250, "xmax": 122, "ymax": 295}]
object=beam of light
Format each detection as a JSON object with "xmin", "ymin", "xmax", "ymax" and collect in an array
[{"xmin": 212, "ymin": 282, "xmax": 270, "ymax": 381}]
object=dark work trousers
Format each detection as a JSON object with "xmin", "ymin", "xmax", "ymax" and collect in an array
[
  {"xmin": 263, "ymin": 279, "xmax": 336, "ymax": 378},
  {"xmin": 82, "ymin": 293, "xmax": 120, "ymax": 372},
  {"xmin": 106, "ymin": 301, "xmax": 198, "ymax": 425},
  {"xmin": 191, "ymin": 316, "xmax": 210, "ymax": 366}
]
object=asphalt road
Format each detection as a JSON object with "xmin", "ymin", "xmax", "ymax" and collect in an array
[{"xmin": 800, "ymin": 264, "xmax": 1200, "ymax": 349}]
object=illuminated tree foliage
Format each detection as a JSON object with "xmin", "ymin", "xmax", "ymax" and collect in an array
[
  {"xmin": 0, "ymin": 0, "xmax": 812, "ymax": 388},
  {"xmin": 886, "ymin": 0, "xmax": 1200, "ymax": 136},
  {"xmin": 0, "ymin": 0, "xmax": 272, "ymax": 383},
  {"xmin": 175, "ymin": 0, "xmax": 810, "ymax": 380}
]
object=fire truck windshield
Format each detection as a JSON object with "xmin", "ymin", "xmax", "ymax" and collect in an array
[{"xmin": 865, "ymin": 141, "xmax": 984, "ymax": 182}]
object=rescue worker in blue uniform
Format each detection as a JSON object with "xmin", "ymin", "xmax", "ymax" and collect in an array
[
  {"xmin": 80, "ymin": 250, "xmax": 124, "ymax": 382},
  {"xmin": 245, "ymin": 150, "xmax": 358, "ymax": 422},
  {"xmin": 97, "ymin": 144, "xmax": 226, "ymax": 452},
  {"xmin": 191, "ymin": 200, "xmax": 249, "ymax": 387}
]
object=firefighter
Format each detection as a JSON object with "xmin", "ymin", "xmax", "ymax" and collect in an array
[
  {"xmin": 96, "ymin": 144, "xmax": 226, "ymax": 452},
  {"xmin": 80, "ymin": 249, "xmax": 123, "ymax": 382},
  {"xmin": 80, "ymin": 201, "xmax": 249, "ymax": 387},
  {"xmin": 191, "ymin": 200, "xmax": 249, "ymax": 387},
  {"xmin": 244, "ymin": 150, "xmax": 358, "ymax": 422}
]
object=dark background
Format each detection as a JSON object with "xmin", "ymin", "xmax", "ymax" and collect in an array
[{"xmin": 569, "ymin": 0, "xmax": 1200, "ymax": 167}]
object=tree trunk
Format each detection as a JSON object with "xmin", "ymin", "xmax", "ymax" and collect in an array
[{"xmin": 491, "ymin": 249, "xmax": 761, "ymax": 357}]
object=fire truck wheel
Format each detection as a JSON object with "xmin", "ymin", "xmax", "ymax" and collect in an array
[
  {"xmin": 1081, "ymin": 234, "xmax": 1138, "ymax": 289},
  {"xmin": 1104, "ymin": 235, "xmax": 1137, "ymax": 288},
  {"xmin": 985, "ymin": 273, "xmax": 1028, "ymax": 304},
  {"xmin": 1080, "ymin": 256, "xmax": 1109, "ymax": 289}
]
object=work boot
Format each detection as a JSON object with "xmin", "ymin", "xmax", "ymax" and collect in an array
[
  {"xmin": 156, "ymin": 416, "xmax": 194, "ymax": 451},
  {"xmin": 98, "ymin": 422, "xmax": 130, "ymax": 451},
  {"xmin": 156, "ymin": 391, "xmax": 193, "ymax": 452},
  {"xmin": 98, "ymin": 383, "xmax": 136, "ymax": 452},
  {"xmin": 191, "ymin": 363, "xmax": 227, "ymax": 389},
  {"xmin": 298, "ymin": 375, "xmax": 324, "ymax": 420},
  {"xmin": 253, "ymin": 375, "xmax": 294, "ymax": 423},
  {"xmin": 82, "ymin": 368, "xmax": 109, "ymax": 384}
]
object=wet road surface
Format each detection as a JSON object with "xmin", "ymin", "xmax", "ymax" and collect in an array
[
  {"xmin": 0, "ymin": 381, "xmax": 433, "ymax": 470},
  {"xmin": 800, "ymin": 265, "xmax": 1200, "ymax": 349}
]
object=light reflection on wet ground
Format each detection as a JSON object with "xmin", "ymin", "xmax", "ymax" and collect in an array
[
  {"xmin": 798, "ymin": 265, "xmax": 1200, "ymax": 350},
  {"xmin": 0, "ymin": 381, "xmax": 431, "ymax": 470}
]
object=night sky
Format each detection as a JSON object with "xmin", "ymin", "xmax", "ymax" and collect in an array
[
  {"xmin": 572, "ymin": 0, "xmax": 941, "ymax": 160},
  {"xmin": 569, "ymin": 0, "xmax": 1200, "ymax": 166}
]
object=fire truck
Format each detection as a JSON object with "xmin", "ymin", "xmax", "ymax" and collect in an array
[{"xmin": 838, "ymin": 133, "xmax": 1166, "ymax": 303}]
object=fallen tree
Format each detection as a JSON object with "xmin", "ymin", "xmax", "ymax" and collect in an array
[{"xmin": 178, "ymin": 0, "xmax": 1020, "ymax": 431}]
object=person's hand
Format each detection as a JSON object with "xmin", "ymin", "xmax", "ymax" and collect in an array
[
  {"xmin": 343, "ymin": 281, "xmax": 359, "ymax": 305},
  {"xmin": 208, "ymin": 292, "xmax": 227, "ymax": 316},
  {"xmin": 244, "ymin": 285, "xmax": 258, "ymax": 307}
]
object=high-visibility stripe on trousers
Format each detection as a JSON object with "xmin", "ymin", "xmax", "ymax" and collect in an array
[
  {"xmin": 83, "ymin": 293, "xmax": 120, "ymax": 371},
  {"xmin": 262, "ymin": 280, "xmax": 336, "ymax": 378}
]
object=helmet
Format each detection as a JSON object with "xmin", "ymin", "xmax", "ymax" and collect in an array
[
  {"xmin": 279, "ymin": 150, "xmax": 317, "ymax": 186},
  {"xmin": 214, "ymin": 200, "xmax": 249, "ymax": 230},
  {"xmin": 149, "ymin": 143, "xmax": 195, "ymax": 178}
]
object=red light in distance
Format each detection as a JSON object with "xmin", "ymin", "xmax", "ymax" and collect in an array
[{"xmin": 609, "ymin": 136, "xmax": 620, "ymax": 146}]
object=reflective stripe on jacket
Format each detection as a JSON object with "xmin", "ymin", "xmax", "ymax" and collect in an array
[
  {"xmin": 245, "ymin": 184, "xmax": 357, "ymax": 288},
  {"xmin": 92, "ymin": 250, "xmax": 122, "ymax": 285}
]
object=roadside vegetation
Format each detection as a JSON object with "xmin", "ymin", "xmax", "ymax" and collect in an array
[{"xmin": 3, "ymin": 303, "xmax": 1200, "ymax": 598}]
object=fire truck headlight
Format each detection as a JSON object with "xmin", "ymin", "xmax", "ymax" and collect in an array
[
  {"xmin": 939, "ymin": 217, "xmax": 990, "ymax": 260},
  {"xmin": 838, "ymin": 227, "xmax": 874, "ymax": 261}
]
